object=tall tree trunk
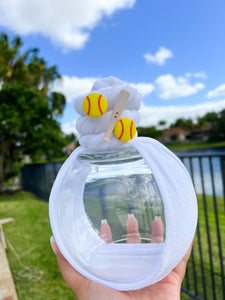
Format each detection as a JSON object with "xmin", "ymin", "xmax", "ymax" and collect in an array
[
  {"xmin": 0, "ymin": 140, "xmax": 8, "ymax": 193},
  {"xmin": 0, "ymin": 152, "xmax": 4, "ymax": 192}
]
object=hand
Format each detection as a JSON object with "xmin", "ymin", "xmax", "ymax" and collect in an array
[{"xmin": 50, "ymin": 215, "xmax": 192, "ymax": 300}]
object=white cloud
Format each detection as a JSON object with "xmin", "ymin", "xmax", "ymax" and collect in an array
[
  {"xmin": 61, "ymin": 121, "xmax": 79, "ymax": 136},
  {"xmin": 185, "ymin": 72, "xmax": 207, "ymax": 80},
  {"xmin": 155, "ymin": 74, "xmax": 205, "ymax": 100},
  {"xmin": 0, "ymin": 0, "xmax": 136, "ymax": 50},
  {"xmin": 52, "ymin": 76, "xmax": 98, "ymax": 102},
  {"xmin": 206, "ymin": 83, "xmax": 225, "ymax": 98},
  {"xmin": 144, "ymin": 47, "xmax": 173, "ymax": 66},
  {"xmin": 129, "ymin": 82, "xmax": 155, "ymax": 97},
  {"xmin": 52, "ymin": 75, "xmax": 155, "ymax": 102},
  {"xmin": 53, "ymin": 73, "xmax": 205, "ymax": 104},
  {"xmin": 139, "ymin": 99, "xmax": 225, "ymax": 127}
]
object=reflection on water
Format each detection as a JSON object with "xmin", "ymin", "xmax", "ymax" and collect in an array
[{"xmin": 175, "ymin": 147, "xmax": 225, "ymax": 156}]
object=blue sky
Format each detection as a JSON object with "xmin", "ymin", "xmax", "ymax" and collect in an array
[{"xmin": 1, "ymin": 0, "xmax": 225, "ymax": 134}]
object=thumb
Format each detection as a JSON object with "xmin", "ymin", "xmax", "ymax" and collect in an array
[{"xmin": 50, "ymin": 236, "xmax": 90, "ymax": 298}]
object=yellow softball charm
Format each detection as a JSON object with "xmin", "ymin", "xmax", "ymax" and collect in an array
[
  {"xmin": 82, "ymin": 93, "xmax": 108, "ymax": 118},
  {"xmin": 114, "ymin": 118, "xmax": 136, "ymax": 142}
]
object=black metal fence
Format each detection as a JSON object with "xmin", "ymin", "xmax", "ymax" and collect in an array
[
  {"xmin": 179, "ymin": 153, "xmax": 225, "ymax": 300},
  {"xmin": 21, "ymin": 153, "xmax": 225, "ymax": 300},
  {"xmin": 21, "ymin": 161, "xmax": 62, "ymax": 201}
]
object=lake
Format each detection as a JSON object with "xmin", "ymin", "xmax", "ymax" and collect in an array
[{"xmin": 175, "ymin": 147, "xmax": 225, "ymax": 198}]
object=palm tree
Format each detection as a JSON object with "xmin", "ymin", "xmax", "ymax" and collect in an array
[
  {"xmin": 0, "ymin": 32, "xmax": 66, "ymax": 116},
  {"xmin": 0, "ymin": 32, "xmax": 66, "ymax": 190}
]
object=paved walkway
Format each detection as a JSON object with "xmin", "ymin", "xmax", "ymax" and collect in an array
[{"xmin": 0, "ymin": 219, "xmax": 18, "ymax": 300}]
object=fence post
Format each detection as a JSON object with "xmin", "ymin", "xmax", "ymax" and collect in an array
[{"xmin": 220, "ymin": 156, "xmax": 225, "ymax": 211}]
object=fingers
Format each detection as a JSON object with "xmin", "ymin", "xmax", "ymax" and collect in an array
[
  {"xmin": 100, "ymin": 215, "xmax": 141, "ymax": 244},
  {"xmin": 100, "ymin": 215, "xmax": 164, "ymax": 244},
  {"xmin": 172, "ymin": 242, "xmax": 193, "ymax": 284},
  {"xmin": 126, "ymin": 213, "xmax": 141, "ymax": 243},
  {"xmin": 50, "ymin": 237, "xmax": 90, "ymax": 298},
  {"xmin": 151, "ymin": 216, "xmax": 164, "ymax": 243},
  {"xmin": 100, "ymin": 219, "xmax": 113, "ymax": 243}
]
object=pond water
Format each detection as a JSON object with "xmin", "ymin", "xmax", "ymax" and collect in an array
[
  {"xmin": 174, "ymin": 147, "xmax": 225, "ymax": 198},
  {"xmin": 175, "ymin": 147, "xmax": 225, "ymax": 156}
]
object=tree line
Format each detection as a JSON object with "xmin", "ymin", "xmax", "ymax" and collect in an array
[{"xmin": 137, "ymin": 110, "xmax": 225, "ymax": 142}]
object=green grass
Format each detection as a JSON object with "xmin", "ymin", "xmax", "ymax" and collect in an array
[
  {"xmin": 165, "ymin": 140, "xmax": 225, "ymax": 152},
  {"xmin": 0, "ymin": 191, "xmax": 76, "ymax": 300}
]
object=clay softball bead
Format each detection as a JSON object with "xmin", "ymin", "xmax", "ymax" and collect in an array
[
  {"xmin": 82, "ymin": 93, "xmax": 108, "ymax": 118},
  {"xmin": 114, "ymin": 117, "xmax": 136, "ymax": 142},
  {"xmin": 49, "ymin": 76, "xmax": 198, "ymax": 291}
]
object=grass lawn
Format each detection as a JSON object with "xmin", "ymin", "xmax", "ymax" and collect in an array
[
  {"xmin": 165, "ymin": 140, "xmax": 225, "ymax": 152},
  {"xmin": 0, "ymin": 191, "xmax": 224, "ymax": 299},
  {"xmin": 0, "ymin": 191, "xmax": 76, "ymax": 300}
]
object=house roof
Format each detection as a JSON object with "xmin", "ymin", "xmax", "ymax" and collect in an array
[
  {"xmin": 192, "ymin": 123, "xmax": 212, "ymax": 132},
  {"xmin": 63, "ymin": 143, "xmax": 76, "ymax": 151},
  {"xmin": 163, "ymin": 127, "xmax": 188, "ymax": 136}
]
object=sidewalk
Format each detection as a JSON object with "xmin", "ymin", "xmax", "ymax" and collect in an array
[{"xmin": 0, "ymin": 219, "xmax": 18, "ymax": 300}]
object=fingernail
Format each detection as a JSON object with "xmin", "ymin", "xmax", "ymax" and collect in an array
[
  {"xmin": 101, "ymin": 219, "xmax": 108, "ymax": 225},
  {"xmin": 100, "ymin": 220, "xmax": 113, "ymax": 243},
  {"xmin": 151, "ymin": 218, "xmax": 164, "ymax": 243},
  {"xmin": 50, "ymin": 236, "xmax": 58, "ymax": 255}
]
